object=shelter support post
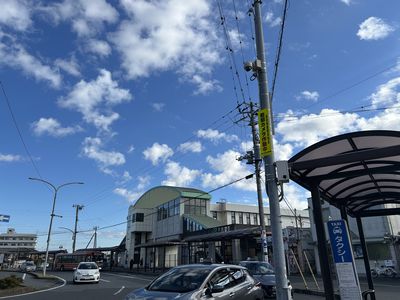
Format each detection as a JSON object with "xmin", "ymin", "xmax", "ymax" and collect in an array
[
  {"xmin": 311, "ymin": 186, "xmax": 335, "ymax": 300},
  {"xmin": 339, "ymin": 205, "xmax": 349, "ymax": 225},
  {"xmin": 356, "ymin": 217, "xmax": 375, "ymax": 300}
]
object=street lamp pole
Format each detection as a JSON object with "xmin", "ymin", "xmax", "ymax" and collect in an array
[{"xmin": 29, "ymin": 177, "xmax": 83, "ymax": 276}]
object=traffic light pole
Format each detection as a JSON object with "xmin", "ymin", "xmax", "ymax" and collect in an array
[{"xmin": 252, "ymin": 1, "xmax": 291, "ymax": 299}]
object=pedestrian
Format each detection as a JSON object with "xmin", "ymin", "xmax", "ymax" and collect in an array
[{"xmin": 129, "ymin": 259, "xmax": 134, "ymax": 271}]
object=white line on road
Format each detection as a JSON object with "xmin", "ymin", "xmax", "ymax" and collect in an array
[
  {"xmin": 100, "ymin": 278, "xmax": 111, "ymax": 282},
  {"xmin": 104, "ymin": 273, "xmax": 153, "ymax": 282},
  {"xmin": 114, "ymin": 286, "xmax": 125, "ymax": 295},
  {"xmin": 0, "ymin": 275, "xmax": 66, "ymax": 299}
]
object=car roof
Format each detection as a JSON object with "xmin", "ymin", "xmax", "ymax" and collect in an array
[{"xmin": 173, "ymin": 264, "xmax": 246, "ymax": 270}]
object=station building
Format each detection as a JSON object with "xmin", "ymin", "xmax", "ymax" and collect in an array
[{"xmin": 125, "ymin": 186, "xmax": 311, "ymax": 270}]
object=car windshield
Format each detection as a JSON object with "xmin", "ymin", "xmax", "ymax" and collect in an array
[
  {"xmin": 78, "ymin": 263, "xmax": 98, "ymax": 270},
  {"xmin": 26, "ymin": 262, "xmax": 35, "ymax": 266},
  {"xmin": 148, "ymin": 267, "xmax": 212, "ymax": 293},
  {"xmin": 241, "ymin": 262, "xmax": 274, "ymax": 275}
]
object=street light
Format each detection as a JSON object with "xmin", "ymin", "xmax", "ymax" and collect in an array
[
  {"xmin": 59, "ymin": 227, "xmax": 75, "ymax": 252},
  {"xmin": 29, "ymin": 177, "xmax": 83, "ymax": 276}
]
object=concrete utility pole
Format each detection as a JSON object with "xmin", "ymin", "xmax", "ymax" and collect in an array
[
  {"xmin": 93, "ymin": 226, "xmax": 98, "ymax": 248},
  {"xmin": 237, "ymin": 102, "xmax": 269, "ymax": 263},
  {"xmin": 72, "ymin": 204, "xmax": 84, "ymax": 253},
  {"xmin": 249, "ymin": 1, "xmax": 291, "ymax": 299}
]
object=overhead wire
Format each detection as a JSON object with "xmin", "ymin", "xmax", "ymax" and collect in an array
[{"xmin": 0, "ymin": 81, "xmax": 42, "ymax": 179}]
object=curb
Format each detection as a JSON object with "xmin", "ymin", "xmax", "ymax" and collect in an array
[{"xmin": 294, "ymin": 288, "xmax": 341, "ymax": 299}]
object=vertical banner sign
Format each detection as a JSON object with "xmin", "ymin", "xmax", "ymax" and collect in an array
[
  {"xmin": 258, "ymin": 108, "xmax": 272, "ymax": 157},
  {"xmin": 328, "ymin": 220, "xmax": 362, "ymax": 300}
]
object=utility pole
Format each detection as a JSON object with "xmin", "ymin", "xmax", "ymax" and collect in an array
[
  {"xmin": 93, "ymin": 226, "xmax": 98, "ymax": 248},
  {"xmin": 72, "ymin": 204, "xmax": 84, "ymax": 253},
  {"xmin": 247, "ymin": 1, "xmax": 292, "ymax": 299},
  {"xmin": 237, "ymin": 102, "xmax": 269, "ymax": 262}
]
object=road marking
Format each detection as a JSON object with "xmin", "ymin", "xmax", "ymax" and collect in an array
[
  {"xmin": 22, "ymin": 273, "xmax": 26, "ymax": 281},
  {"xmin": 0, "ymin": 275, "xmax": 66, "ymax": 299},
  {"xmin": 100, "ymin": 278, "xmax": 111, "ymax": 282},
  {"xmin": 113, "ymin": 286, "xmax": 125, "ymax": 295},
  {"xmin": 104, "ymin": 273, "xmax": 153, "ymax": 282}
]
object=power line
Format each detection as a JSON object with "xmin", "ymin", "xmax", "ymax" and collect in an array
[
  {"xmin": 0, "ymin": 81, "xmax": 42, "ymax": 179},
  {"xmin": 270, "ymin": 0, "xmax": 289, "ymax": 103}
]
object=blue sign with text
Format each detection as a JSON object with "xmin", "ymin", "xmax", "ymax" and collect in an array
[{"xmin": 327, "ymin": 220, "xmax": 353, "ymax": 263}]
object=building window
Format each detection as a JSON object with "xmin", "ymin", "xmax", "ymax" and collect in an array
[
  {"xmin": 231, "ymin": 212, "xmax": 236, "ymax": 224},
  {"xmin": 157, "ymin": 198, "xmax": 180, "ymax": 221},
  {"xmin": 136, "ymin": 213, "xmax": 144, "ymax": 222},
  {"xmin": 212, "ymin": 211, "xmax": 218, "ymax": 220},
  {"xmin": 253, "ymin": 214, "xmax": 258, "ymax": 225},
  {"xmin": 246, "ymin": 213, "xmax": 251, "ymax": 224},
  {"xmin": 238, "ymin": 212, "xmax": 243, "ymax": 224},
  {"xmin": 132, "ymin": 214, "xmax": 136, "ymax": 223},
  {"xmin": 184, "ymin": 198, "xmax": 206, "ymax": 215}
]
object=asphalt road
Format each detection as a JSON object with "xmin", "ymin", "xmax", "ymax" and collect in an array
[
  {"xmin": 4, "ymin": 271, "xmax": 156, "ymax": 300},
  {"xmin": 3, "ymin": 270, "xmax": 400, "ymax": 299}
]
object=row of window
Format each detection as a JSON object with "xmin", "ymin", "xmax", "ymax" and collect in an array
[
  {"xmin": 231, "ymin": 212, "xmax": 259, "ymax": 225},
  {"xmin": 183, "ymin": 217, "xmax": 204, "ymax": 233},
  {"xmin": 157, "ymin": 198, "xmax": 180, "ymax": 221},
  {"xmin": 0, "ymin": 237, "xmax": 36, "ymax": 241},
  {"xmin": 0, "ymin": 242, "xmax": 35, "ymax": 246}
]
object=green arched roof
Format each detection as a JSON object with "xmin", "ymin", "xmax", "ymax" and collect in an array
[{"xmin": 133, "ymin": 186, "xmax": 211, "ymax": 209}]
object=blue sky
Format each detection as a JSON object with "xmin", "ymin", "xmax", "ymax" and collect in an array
[{"xmin": 1, "ymin": 0, "xmax": 399, "ymax": 251}]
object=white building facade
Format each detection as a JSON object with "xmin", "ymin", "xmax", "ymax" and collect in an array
[{"xmin": 0, "ymin": 228, "xmax": 37, "ymax": 249}]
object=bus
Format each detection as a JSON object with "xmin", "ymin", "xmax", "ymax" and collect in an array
[{"xmin": 54, "ymin": 251, "xmax": 104, "ymax": 271}]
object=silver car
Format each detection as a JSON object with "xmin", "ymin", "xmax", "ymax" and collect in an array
[{"xmin": 125, "ymin": 264, "xmax": 264, "ymax": 300}]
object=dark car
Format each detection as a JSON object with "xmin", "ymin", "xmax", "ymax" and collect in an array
[
  {"xmin": 125, "ymin": 264, "xmax": 264, "ymax": 300},
  {"xmin": 239, "ymin": 261, "xmax": 277, "ymax": 298}
]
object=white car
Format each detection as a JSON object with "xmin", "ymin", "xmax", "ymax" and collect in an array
[
  {"xmin": 20, "ymin": 261, "xmax": 37, "ymax": 272},
  {"xmin": 73, "ymin": 262, "xmax": 101, "ymax": 284}
]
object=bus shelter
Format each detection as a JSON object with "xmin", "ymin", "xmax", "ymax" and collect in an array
[{"xmin": 288, "ymin": 130, "xmax": 400, "ymax": 300}]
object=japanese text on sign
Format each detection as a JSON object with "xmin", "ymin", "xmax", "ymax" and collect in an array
[{"xmin": 258, "ymin": 108, "xmax": 272, "ymax": 157}]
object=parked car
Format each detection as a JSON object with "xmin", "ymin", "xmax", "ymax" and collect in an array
[
  {"xmin": 73, "ymin": 262, "xmax": 101, "ymax": 284},
  {"xmin": 125, "ymin": 264, "xmax": 264, "ymax": 300},
  {"xmin": 20, "ymin": 261, "xmax": 37, "ymax": 272},
  {"xmin": 239, "ymin": 261, "xmax": 292, "ymax": 298}
]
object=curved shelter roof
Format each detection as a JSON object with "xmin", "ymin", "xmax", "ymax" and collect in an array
[
  {"xmin": 288, "ymin": 130, "xmax": 400, "ymax": 218},
  {"xmin": 134, "ymin": 186, "xmax": 211, "ymax": 209}
]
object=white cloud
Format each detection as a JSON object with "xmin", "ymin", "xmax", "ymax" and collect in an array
[
  {"xmin": 296, "ymin": 90, "xmax": 319, "ymax": 102},
  {"xmin": 110, "ymin": 0, "xmax": 221, "ymax": 91},
  {"xmin": 370, "ymin": 77, "xmax": 400, "ymax": 107},
  {"xmin": 340, "ymin": 0, "xmax": 352, "ymax": 5},
  {"xmin": 0, "ymin": 37, "xmax": 62, "ymax": 88},
  {"xmin": 85, "ymin": 39, "xmax": 111, "ymax": 57},
  {"xmin": 143, "ymin": 143, "xmax": 174, "ymax": 165},
  {"xmin": 58, "ymin": 69, "xmax": 132, "ymax": 131},
  {"xmin": 82, "ymin": 137, "xmax": 125, "ymax": 169},
  {"xmin": 274, "ymin": 139, "xmax": 294, "ymax": 161},
  {"xmin": 190, "ymin": 75, "xmax": 222, "ymax": 95},
  {"xmin": 32, "ymin": 117, "xmax": 82, "ymax": 137},
  {"xmin": 0, "ymin": 0, "xmax": 32, "ymax": 31},
  {"xmin": 178, "ymin": 141, "xmax": 203, "ymax": 153},
  {"xmin": 54, "ymin": 58, "xmax": 80, "ymax": 77},
  {"xmin": 356, "ymin": 107, "xmax": 400, "ymax": 131},
  {"xmin": 127, "ymin": 145, "xmax": 135, "ymax": 153},
  {"xmin": 281, "ymin": 184, "xmax": 310, "ymax": 210},
  {"xmin": 197, "ymin": 129, "xmax": 238, "ymax": 143},
  {"xmin": 265, "ymin": 12, "xmax": 281, "ymax": 27},
  {"xmin": 151, "ymin": 102, "xmax": 165, "ymax": 112},
  {"xmin": 202, "ymin": 150, "xmax": 255, "ymax": 192},
  {"xmin": 114, "ymin": 175, "xmax": 150, "ymax": 203},
  {"xmin": 48, "ymin": 0, "xmax": 118, "ymax": 37},
  {"xmin": 276, "ymin": 109, "xmax": 359, "ymax": 147},
  {"xmin": 357, "ymin": 17, "xmax": 395, "ymax": 41},
  {"xmin": 0, "ymin": 153, "xmax": 22, "ymax": 162},
  {"xmin": 162, "ymin": 161, "xmax": 200, "ymax": 186}
]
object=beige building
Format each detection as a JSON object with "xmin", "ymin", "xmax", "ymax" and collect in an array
[{"xmin": 0, "ymin": 228, "xmax": 37, "ymax": 249}]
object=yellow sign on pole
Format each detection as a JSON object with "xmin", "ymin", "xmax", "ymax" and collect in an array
[{"xmin": 258, "ymin": 108, "xmax": 272, "ymax": 157}]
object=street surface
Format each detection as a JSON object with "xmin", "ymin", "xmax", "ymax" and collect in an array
[{"xmin": 1, "ymin": 270, "xmax": 399, "ymax": 299}]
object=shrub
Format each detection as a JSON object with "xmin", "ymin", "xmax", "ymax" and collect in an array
[{"xmin": 0, "ymin": 275, "xmax": 23, "ymax": 289}]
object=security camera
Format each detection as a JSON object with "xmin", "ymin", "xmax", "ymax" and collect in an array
[{"xmin": 244, "ymin": 61, "xmax": 253, "ymax": 72}]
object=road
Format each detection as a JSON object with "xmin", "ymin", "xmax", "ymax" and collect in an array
[
  {"xmin": 3, "ymin": 270, "xmax": 400, "ymax": 299},
  {"xmin": 3, "ymin": 271, "xmax": 156, "ymax": 300}
]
